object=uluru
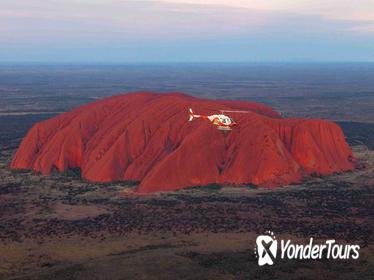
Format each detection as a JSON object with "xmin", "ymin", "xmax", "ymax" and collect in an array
[{"xmin": 10, "ymin": 92, "xmax": 355, "ymax": 193}]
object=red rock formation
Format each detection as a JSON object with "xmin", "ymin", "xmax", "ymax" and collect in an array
[{"xmin": 11, "ymin": 92, "xmax": 355, "ymax": 193}]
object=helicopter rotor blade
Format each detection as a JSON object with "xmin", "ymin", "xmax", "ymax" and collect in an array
[{"xmin": 220, "ymin": 110, "xmax": 250, "ymax": 113}]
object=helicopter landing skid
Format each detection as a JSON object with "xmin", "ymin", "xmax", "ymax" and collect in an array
[{"xmin": 217, "ymin": 126, "xmax": 232, "ymax": 131}]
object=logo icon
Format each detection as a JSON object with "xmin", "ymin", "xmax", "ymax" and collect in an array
[{"xmin": 255, "ymin": 231, "xmax": 277, "ymax": 266}]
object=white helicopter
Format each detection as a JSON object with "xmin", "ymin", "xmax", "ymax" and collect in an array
[{"xmin": 188, "ymin": 108, "xmax": 238, "ymax": 131}]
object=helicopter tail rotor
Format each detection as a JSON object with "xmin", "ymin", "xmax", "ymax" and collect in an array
[
  {"xmin": 188, "ymin": 108, "xmax": 194, "ymax": 121},
  {"xmin": 188, "ymin": 108, "xmax": 201, "ymax": 121}
]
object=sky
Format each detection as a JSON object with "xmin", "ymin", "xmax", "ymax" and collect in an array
[{"xmin": 1, "ymin": 0, "xmax": 374, "ymax": 63}]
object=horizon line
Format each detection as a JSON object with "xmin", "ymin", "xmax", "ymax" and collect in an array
[{"xmin": 1, "ymin": 61, "xmax": 374, "ymax": 66}]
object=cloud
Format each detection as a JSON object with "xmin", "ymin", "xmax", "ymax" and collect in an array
[
  {"xmin": 0, "ymin": 0, "xmax": 373, "ymax": 62},
  {"xmin": 160, "ymin": 0, "xmax": 374, "ymax": 21},
  {"xmin": 1, "ymin": 0, "xmax": 373, "ymax": 44}
]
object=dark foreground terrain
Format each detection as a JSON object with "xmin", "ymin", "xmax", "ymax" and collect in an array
[{"xmin": 0, "ymin": 115, "xmax": 373, "ymax": 280}]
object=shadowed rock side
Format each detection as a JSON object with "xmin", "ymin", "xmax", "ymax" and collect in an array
[{"xmin": 11, "ymin": 92, "xmax": 355, "ymax": 193}]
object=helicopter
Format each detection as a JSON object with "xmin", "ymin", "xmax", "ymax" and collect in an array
[{"xmin": 188, "ymin": 108, "xmax": 237, "ymax": 131}]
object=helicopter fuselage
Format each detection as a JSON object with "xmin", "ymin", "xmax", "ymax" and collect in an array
[{"xmin": 189, "ymin": 108, "xmax": 237, "ymax": 130}]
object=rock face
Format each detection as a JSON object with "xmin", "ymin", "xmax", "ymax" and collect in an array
[{"xmin": 11, "ymin": 92, "xmax": 355, "ymax": 193}]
